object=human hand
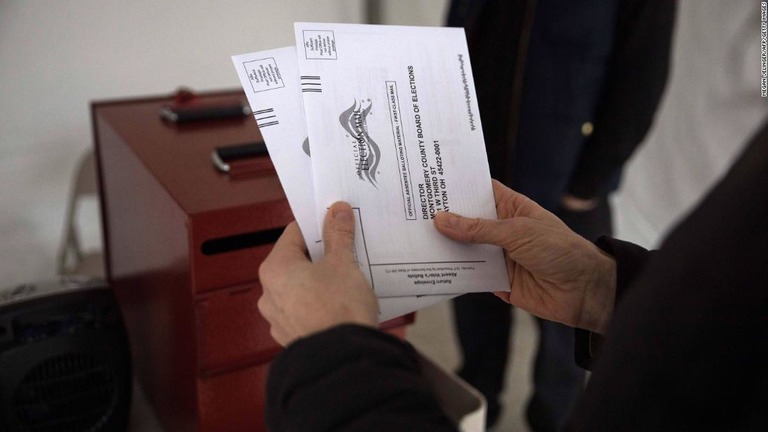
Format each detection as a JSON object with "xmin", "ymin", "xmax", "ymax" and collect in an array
[
  {"xmin": 258, "ymin": 202, "xmax": 378, "ymax": 346},
  {"xmin": 434, "ymin": 181, "xmax": 616, "ymax": 334}
]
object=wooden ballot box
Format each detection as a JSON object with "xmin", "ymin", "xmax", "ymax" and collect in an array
[{"xmin": 93, "ymin": 90, "xmax": 413, "ymax": 431}]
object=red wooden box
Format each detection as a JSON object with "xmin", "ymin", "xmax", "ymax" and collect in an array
[
  {"xmin": 94, "ymin": 90, "xmax": 290, "ymax": 431},
  {"xmin": 94, "ymin": 90, "xmax": 413, "ymax": 431}
]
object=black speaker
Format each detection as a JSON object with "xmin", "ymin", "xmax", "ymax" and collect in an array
[{"xmin": 0, "ymin": 276, "xmax": 131, "ymax": 432}]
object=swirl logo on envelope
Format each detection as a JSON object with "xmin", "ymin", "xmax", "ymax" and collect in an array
[{"xmin": 339, "ymin": 98, "xmax": 381, "ymax": 188}]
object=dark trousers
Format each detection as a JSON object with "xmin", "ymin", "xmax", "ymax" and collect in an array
[{"xmin": 453, "ymin": 198, "xmax": 613, "ymax": 431}]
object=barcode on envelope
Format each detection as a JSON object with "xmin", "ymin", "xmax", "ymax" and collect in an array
[
  {"xmin": 301, "ymin": 76, "xmax": 322, "ymax": 93},
  {"xmin": 254, "ymin": 108, "xmax": 278, "ymax": 128}
]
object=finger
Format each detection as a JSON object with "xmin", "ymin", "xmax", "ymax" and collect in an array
[
  {"xmin": 492, "ymin": 179, "xmax": 530, "ymax": 207},
  {"xmin": 273, "ymin": 222, "xmax": 308, "ymax": 259},
  {"xmin": 257, "ymin": 293, "xmax": 273, "ymax": 321},
  {"xmin": 260, "ymin": 222, "xmax": 308, "ymax": 281},
  {"xmin": 322, "ymin": 201, "xmax": 357, "ymax": 263},
  {"xmin": 491, "ymin": 179, "xmax": 508, "ymax": 207},
  {"xmin": 493, "ymin": 291, "xmax": 512, "ymax": 304},
  {"xmin": 434, "ymin": 212, "xmax": 525, "ymax": 251},
  {"xmin": 258, "ymin": 293, "xmax": 291, "ymax": 346},
  {"xmin": 270, "ymin": 324, "xmax": 291, "ymax": 347},
  {"xmin": 492, "ymin": 179, "xmax": 538, "ymax": 217}
]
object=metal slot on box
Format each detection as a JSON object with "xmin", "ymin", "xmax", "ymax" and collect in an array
[
  {"xmin": 194, "ymin": 223, "xmax": 285, "ymax": 293},
  {"xmin": 200, "ymin": 227, "xmax": 285, "ymax": 256}
]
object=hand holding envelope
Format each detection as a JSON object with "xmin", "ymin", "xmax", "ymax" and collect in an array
[
  {"xmin": 232, "ymin": 23, "xmax": 509, "ymax": 321},
  {"xmin": 257, "ymin": 205, "xmax": 379, "ymax": 347}
]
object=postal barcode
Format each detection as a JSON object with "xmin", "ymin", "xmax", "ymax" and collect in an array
[
  {"xmin": 301, "ymin": 76, "xmax": 322, "ymax": 93},
  {"xmin": 254, "ymin": 108, "xmax": 278, "ymax": 128}
]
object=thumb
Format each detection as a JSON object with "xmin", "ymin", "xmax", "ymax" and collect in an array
[
  {"xmin": 434, "ymin": 211, "xmax": 520, "ymax": 250},
  {"xmin": 323, "ymin": 202, "xmax": 357, "ymax": 262}
]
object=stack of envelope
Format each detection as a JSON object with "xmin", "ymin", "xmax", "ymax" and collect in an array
[{"xmin": 232, "ymin": 23, "xmax": 509, "ymax": 321}]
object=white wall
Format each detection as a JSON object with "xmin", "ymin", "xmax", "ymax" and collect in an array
[
  {"xmin": 0, "ymin": 0, "xmax": 369, "ymax": 285},
  {"xmin": 612, "ymin": 0, "xmax": 768, "ymax": 248}
]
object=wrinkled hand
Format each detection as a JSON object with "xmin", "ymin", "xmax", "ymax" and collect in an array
[
  {"xmin": 258, "ymin": 202, "xmax": 378, "ymax": 346},
  {"xmin": 434, "ymin": 181, "xmax": 616, "ymax": 333}
]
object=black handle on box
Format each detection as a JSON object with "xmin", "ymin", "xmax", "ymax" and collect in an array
[
  {"xmin": 160, "ymin": 104, "xmax": 251, "ymax": 123},
  {"xmin": 211, "ymin": 142, "xmax": 269, "ymax": 173}
]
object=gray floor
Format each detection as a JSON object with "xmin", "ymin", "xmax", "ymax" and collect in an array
[{"xmin": 407, "ymin": 300, "xmax": 536, "ymax": 432}]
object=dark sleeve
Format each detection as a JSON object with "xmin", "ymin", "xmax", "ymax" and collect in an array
[
  {"xmin": 266, "ymin": 324, "xmax": 458, "ymax": 432},
  {"xmin": 575, "ymin": 237, "xmax": 654, "ymax": 370},
  {"xmin": 567, "ymin": 123, "xmax": 768, "ymax": 430},
  {"xmin": 567, "ymin": 0, "xmax": 677, "ymax": 199}
]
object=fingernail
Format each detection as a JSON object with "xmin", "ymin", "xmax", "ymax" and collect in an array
[
  {"xmin": 332, "ymin": 203, "xmax": 353, "ymax": 222},
  {"xmin": 435, "ymin": 211, "xmax": 460, "ymax": 227}
]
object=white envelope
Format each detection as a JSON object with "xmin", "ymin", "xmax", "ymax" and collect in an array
[
  {"xmin": 231, "ymin": 47, "xmax": 323, "ymax": 261},
  {"xmin": 294, "ymin": 22, "xmax": 509, "ymax": 297},
  {"xmin": 232, "ymin": 46, "xmax": 459, "ymax": 322}
]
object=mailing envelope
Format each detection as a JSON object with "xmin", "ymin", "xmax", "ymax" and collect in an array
[
  {"xmin": 232, "ymin": 46, "xmax": 460, "ymax": 321},
  {"xmin": 231, "ymin": 47, "xmax": 324, "ymax": 261},
  {"xmin": 294, "ymin": 23, "xmax": 509, "ymax": 297}
]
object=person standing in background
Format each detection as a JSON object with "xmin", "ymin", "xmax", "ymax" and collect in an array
[{"xmin": 447, "ymin": 0, "xmax": 676, "ymax": 429}]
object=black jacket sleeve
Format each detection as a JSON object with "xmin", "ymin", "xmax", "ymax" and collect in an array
[
  {"xmin": 575, "ymin": 237, "xmax": 655, "ymax": 369},
  {"xmin": 567, "ymin": 121, "xmax": 768, "ymax": 430},
  {"xmin": 567, "ymin": 0, "xmax": 677, "ymax": 199},
  {"xmin": 266, "ymin": 324, "xmax": 458, "ymax": 432}
]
